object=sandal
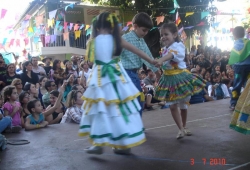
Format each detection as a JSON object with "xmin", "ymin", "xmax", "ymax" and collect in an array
[{"xmin": 176, "ymin": 130, "xmax": 184, "ymax": 139}]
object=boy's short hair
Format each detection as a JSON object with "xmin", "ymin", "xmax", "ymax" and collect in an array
[
  {"xmin": 233, "ymin": 26, "xmax": 245, "ymax": 39},
  {"xmin": 132, "ymin": 12, "xmax": 153, "ymax": 29}
]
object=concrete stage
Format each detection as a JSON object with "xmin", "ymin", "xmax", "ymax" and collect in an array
[{"xmin": 1, "ymin": 99, "xmax": 250, "ymax": 170}]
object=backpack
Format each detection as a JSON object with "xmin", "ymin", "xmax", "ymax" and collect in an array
[{"xmin": 215, "ymin": 84, "xmax": 224, "ymax": 100}]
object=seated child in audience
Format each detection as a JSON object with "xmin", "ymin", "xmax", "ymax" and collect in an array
[
  {"xmin": 0, "ymin": 94, "xmax": 12, "ymax": 133},
  {"xmin": 61, "ymin": 90, "xmax": 83, "ymax": 124},
  {"xmin": 208, "ymin": 73, "xmax": 230, "ymax": 100},
  {"xmin": 45, "ymin": 90, "xmax": 66, "ymax": 124},
  {"xmin": 25, "ymin": 84, "xmax": 65, "ymax": 130},
  {"xmin": 2, "ymin": 86, "xmax": 22, "ymax": 132},
  {"xmin": 145, "ymin": 85, "xmax": 166, "ymax": 110}
]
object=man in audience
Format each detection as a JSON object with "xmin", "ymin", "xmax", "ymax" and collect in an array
[
  {"xmin": 143, "ymin": 69, "xmax": 157, "ymax": 86},
  {"xmin": 31, "ymin": 56, "xmax": 46, "ymax": 79}
]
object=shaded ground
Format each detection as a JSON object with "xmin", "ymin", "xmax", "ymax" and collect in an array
[{"xmin": 1, "ymin": 99, "xmax": 250, "ymax": 170}]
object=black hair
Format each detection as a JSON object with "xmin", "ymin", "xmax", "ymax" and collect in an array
[
  {"xmin": 53, "ymin": 59, "xmax": 61, "ymax": 70},
  {"xmin": 39, "ymin": 76, "xmax": 47, "ymax": 83},
  {"xmin": 23, "ymin": 83, "xmax": 33, "ymax": 92},
  {"xmin": 45, "ymin": 81, "xmax": 54, "ymax": 91},
  {"xmin": 19, "ymin": 91, "xmax": 30, "ymax": 105},
  {"xmin": 22, "ymin": 61, "xmax": 32, "ymax": 74},
  {"xmin": 66, "ymin": 90, "xmax": 82, "ymax": 108},
  {"xmin": 161, "ymin": 22, "xmax": 180, "ymax": 43},
  {"xmin": 50, "ymin": 90, "xmax": 59, "ymax": 97},
  {"xmin": 63, "ymin": 60, "xmax": 69, "ymax": 66},
  {"xmin": 91, "ymin": 12, "xmax": 122, "ymax": 56},
  {"xmin": 233, "ymin": 26, "xmax": 245, "ymax": 39},
  {"xmin": 132, "ymin": 12, "xmax": 153, "ymax": 29},
  {"xmin": 6, "ymin": 63, "xmax": 16, "ymax": 75},
  {"xmin": 27, "ymin": 99, "xmax": 40, "ymax": 114},
  {"xmin": 221, "ymin": 78, "xmax": 230, "ymax": 85}
]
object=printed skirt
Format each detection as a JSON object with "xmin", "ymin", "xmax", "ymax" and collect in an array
[{"xmin": 230, "ymin": 79, "xmax": 250, "ymax": 135}]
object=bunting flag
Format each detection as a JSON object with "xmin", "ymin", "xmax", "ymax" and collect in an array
[
  {"xmin": 86, "ymin": 28, "xmax": 91, "ymax": 36},
  {"xmin": 173, "ymin": 0, "xmax": 180, "ymax": 8},
  {"xmin": 185, "ymin": 12, "xmax": 194, "ymax": 17},
  {"xmin": 201, "ymin": 11, "xmax": 209, "ymax": 19},
  {"xmin": 64, "ymin": 22, "xmax": 68, "ymax": 30},
  {"xmin": 50, "ymin": 35, "xmax": 56, "ymax": 43},
  {"xmin": 70, "ymin": 23, "xmax": 73, "ymax": 30},
  {"xmin": 35, "ymin": 15, "xmax": 44, "ymax": 27},
  {"xmin": 169, "ymin": 9, "xmax": 176, "ymax": 14},
  {"xmin": 122, "ymin": 26, "xmax": 129, "ymax": 31},
  {"xmin": 28, "ymin": 27, "xmax": 34, "ymax": 33},
  {"xmin": 49, "ymin": 10, "xmax": 57, "ymax": 19},
  {"xmin": 197, "ymin": 22, "xmax": 205, "ymax": 26},
  {"xmin": 65, "ymin": 3, "xmax": 74, "ymax": 11},
  {"xmin": 0, "ymin": 43, "xmax": 3, "ymax": 49},
  {"xmin": 16, "ymin": 39, "xmax": 20, "ymax": 47},
  {"xmin": 156, "ymin": 16, "xmax": 165, "ymax": 25},
  {"xmin": 33, "ymin": 37, "xmax": 40, "ymax": 44},
  {"xmin": 1, "ymin": 9, "xmax": 7, "ymax": 19},
  {"xmin": 79, "ymin": 24, "xmax": 85, "ymax": 30},
  {"xmin": 127, "ymin": 21, "xmax": 133, "ymax": 26},
  {"xmin": 47, "ymin": 19, "xmax": 53, "ymax": 27},
  {"xmin": 63, "ymin": 32, "xmax": 69, "ymax": 40},
  {"xmin": 175, "ymin": 11, "xmax": 181, "ymax": 26},
  {"xmin": 22, "ymin": 20, "xmax": 29, "ymax": 29},
  {"xmin": 24, "ymin": 38, "xmax": 29, "ymax": 46},
  {"xmin": 75, "ymin": 30, "xmax": 81, "ymax": 39},
  {"xmin": 85, "ymin": 25, "xmax": 90, "ymax": 30},
  {"xmin": 178, "ymin": 27, "xmax": 184, "ymax": 35},
  {"xmin": 25, "ymin": 14, "xmax": 31, "ymax": 20},
  {"xmin": 74, "ymin": 24, "xmax": 80, "ymax": 31},
  {"xmin": 55, "ymin": 21, "xmax": 61, "ymax": 28},
  {"xmin": 9, "ymin": 39, "xmax": 15, "ymax": 47},
  {"xmin": 59, "ymin": 26, "xmax": 63, "ymax": 32},
  {"xmin": 45, "ymin": 35, "xmax": 51, "ymax": 44},
  {"xmin": 60, "ymin": 11, "xmax": 65, "ymax": 17},
  {"xmin": 212, "ymin": 22, "xmax": 220, "ymax": 27},
  {"xmin": 2, "ymin": 38, "xmax": 7, "ymax": 46},
  {"xmin": 184, "ymin": 26, "xmax": 194, "ymax": 29}
]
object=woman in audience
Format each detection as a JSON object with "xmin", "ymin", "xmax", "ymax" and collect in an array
[
  {"xmin": 4, "ymin": 63, "xmax": 20, "ymax": 85},
  {"xmin": 45, "ymin": 90, "xmax": 66, "ymax": 124},
  {"xmin": 61, "ymin": 90, "xmax": 83, "ymax": 124},
  {"xmin": 64, "ymin": 61, "xmax": 78, "ymax": 78},
  {"xmin": 23, "ymin": 83, "xmax": 38, "ymax": 100},
  {"xmin": 11, "ymin": 78, "xmax": 23, "ymax": 96},
  {"xmin": 20, "ymin": 61, "xmax": 39, "ymax": 87},
  {"xmin": 51, "ymin": 59, "xmax": 64, "ymax": 86}
]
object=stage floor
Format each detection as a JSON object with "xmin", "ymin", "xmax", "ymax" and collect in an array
[{"xmin": 1, "ymin": 99, "xmax": 250, "ymax": 170}]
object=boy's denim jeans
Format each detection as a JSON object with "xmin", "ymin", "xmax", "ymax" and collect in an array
[
  {"xmin": 0, "ymin": 116, "xmax": 11, "ymax": 133},
  {"xmin": 125, "ymin": 69, "xmax": 143, "ymax": 116}
]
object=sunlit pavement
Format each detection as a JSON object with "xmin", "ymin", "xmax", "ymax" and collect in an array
[{"xmin": 1, "ymin": 99, "xmax": 250, "ymax": 170}]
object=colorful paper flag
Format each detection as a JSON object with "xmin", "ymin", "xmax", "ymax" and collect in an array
[
  {"xmin": 201, "ymin": 12, "xmax": 209, "ymax": 19},
  {"xmin": 16, "ymin": 39, "xmax": 20, "ymax": 47},
  {"xmin": 176, "ymin": 11, "xmax": 181, "ymax": 26},
  {"xmin": 156, "ymin": 16, "xmax": 165, "ymax": 25},
  {"xmin": 122, "ymin": 26, "xmax": 129, "ymax": 31},
  {"xmin": 33, "ymin": 37, "xmax": 40, "ymax": 44},
  {"xmin": 28, "ymin": 27, "xmax": 34, "ymax": 33},
  {"xmin": 24, "ymin": 38, "xmax": 29, "ymax": 46},
  {"xmin": 47, "ymin": 19, "xmax": 53, "ymax": 27},
  {"xmin": 25, "ymin": 14, "xmax": 31, "ymax": 20},
  {"xmin": 63, "ymin": 32, "xmax": 69, "ymax": 40},
  {"xmin": 55, "ymin": 21, "xmax": 61, "ymax": 28},
  {"xmin": 64, "ymin": 22, "xmax": 68, "ymax": 30},
  {"xmin": 74, "ymin": 24, "xmax": 80, "ymax": 31},
  {"xmin": 49, "ymin": 10, "xmax": 57, "ymax": 19},
  {"xmin": 173, "ymin": 0, "xmax": 180, "ymax": 8},
  {"xmin": 86, "ymin": 28, "xmax": 91, "ymax": 36},
  {"xmin": 85, "ymin": 25, "xmax": 90, "ymax": 30},
  {"xmin": 2, "ymin": 38, "xmax": 7, "ymax": 46},
  {"xmin": 127, "ymin": 21, "xmax": 133, "ymax": 26},
  {"xmin": 65, "ymin": 3, "xmax": 74, "ymax": 11},
  {"xmin": 185, "ymin": 12, "xmax": 194, "ymax": 17},
  {"xmin": 75, "ymin": 30, "xmax": 81, "ymax": 40},
  {"xmin": 80, "ymin": 24, "xmax": 85, "ymax": 30},
  {"xmin": 50, "ymin": 35, "xmax": 56, "ymax": 43},
  {"xmin": 35, "ymin": 15, "xmax": 44, "ymax": 27},
  {"xmin": 70, "ymin": 23, "xmax": 73, "ymax": 30},
  {"xmin": 169, "ymin": 9, "xmax": 176, "ymax": 14},
  {"xmin": 1, "ymin": 9, "xmax": 7, "ymax": 19},
  {"xmin": 45, "ymin": 35, "xmax": 51, "ymax": 44}
]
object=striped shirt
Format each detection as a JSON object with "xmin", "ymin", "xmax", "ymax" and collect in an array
[{"xmin": 120, "ymin": 31, "xmax": 158, "ymax": 72}]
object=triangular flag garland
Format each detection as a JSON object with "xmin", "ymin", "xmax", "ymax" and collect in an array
[
  {"xmin": 201, "ymin": 11, "xmax": 210, "ymax": 19},
  {"xmin": 169, "ymin": 9, "xmax": 176, "ymax": 14},
  {"xmin": 175, "ymin": 11, "xmax": 181, "ymax": 26},
  {"xmin": 156, "ymin": 16, "xmax": 165, "ymax": 25},
  {"xmin": 0, "ymin": 9, "xmax": 7, "ymax": 19},
  {"xmin": 63, "ymin": 32, "xmax": 69, "ymax": 40},
  {"xmin": 75, "ymin": 30, "xmax": 81, "ymax": 40},
  {"xmin": 173, "ymin": 0, "xmax": 180, "ymax": 8},
  {"xmin": 185, "ymin": 12, "xmax": 194, "ymax": 17}
]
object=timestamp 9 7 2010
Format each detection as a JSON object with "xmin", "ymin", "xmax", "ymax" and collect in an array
[{"xmin": 190, "ymin": 158, "xmax": 226, "ymax": 166}]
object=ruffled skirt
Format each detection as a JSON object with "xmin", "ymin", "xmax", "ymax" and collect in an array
[
  {"xmin": 154, "ymin": 70, "xmax": 206, "ymax": 104},
  {"xmin": 230, "ymin": 79, "xmax": 250, "ymax": 135},
  {"xmin": 78, "ymin": 61, "xmax": 145, "ymax": 149}
]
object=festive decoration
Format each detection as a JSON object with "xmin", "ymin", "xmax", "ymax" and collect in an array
[
  {"xmin": 65, "ymin": 3, "xmax": 74, "ymax": 11},
  {"xmin": 74, "ymin": 24, "xmax": 80, "ymax": 31},
  {"xmin": 80, "ymin": 24, "xmax": 85, "ymax": 30},
  {"xmin": 47, "ymin": 19, "xmax": 53, "ymax": 27},
  {"xmin": 64, "ymin": 22, "xmax": 68, "ymax": 30},
  {"xmin": 173, "ymin": 0, "xmax": 180, "ymax": 8},
  {"xmin": 50, "ymin": 35, "xmax": 56, "ymax": 43},
  {"xmin": 185, "ymin": 12, "xmax": 194, "ymax": 17},
  {"xmin": 69, "ymin": 23, "xmax": 73, "ymax": 30},
  {"xmin": 2, "ymin": 38, "xmax": 7, "ymax": 46},
  {"xmin": 25, "ymin": 14, "xmax": 31, "ymax": 20},
  {"xmin": 127, "ymin": 21, "xmax": 133, "ymax": 26},
  {"xmin": 176, "ymin": 11, "xmax": 181, "ymax": 26},
  {"xmin": 156, "ymin": 16, "xmax": 165, "ymax": 25},
  {"xmin": 24, "ymin": 38, "xmax": 29, "ymax": 46},
  {"xmin": 33, "ymin": 37, "xmax": 40, "ymax": 44},
  {"xmin": 201, "ymin": 11, "xmax": 210, "ymax": 19},
  {"xmin": 122, "ymin": 26, "xmax": 129, "ymax": 31},
  {"xmin": 9, "ymin": 39, "xmax": 15, "ymax": 47},
  {"xmin": 75, "ymin": 30, "xmax": 81, "ymax": 39},
  {"xmin": 16, "ymin": 39, "xmax": 20, "ymax": 47},
  {"xmin": 45, "ymin": 35, "xmax": 51, "ymax": 44},
  {"xmin": 35, "ymin": 15, "xmax": 44, "ymax": 27},
  {"xmin": 49, "ymin": 10, "xmax": 57, "ymax": 19},
  {"xmin": 63, "ymin": 32, "xmax": 69, "ymax": 40},
  {"xmin": 169, "ymin": 9, "xmax": 176, "ymax": 14},
  {"xmin": 86, "ymin": 28, "xmax": 91, "ymax": 36},
  {"xmin": 197, "ymin": 22, "xmax": 205, "ymax": 26},
  {"xmin": 85, "ymin": 25, "xmax": 90, "ymax": 30},
  {"xmin": 1, "ymin": 9, "xmax": 7, "ymax": 19}
]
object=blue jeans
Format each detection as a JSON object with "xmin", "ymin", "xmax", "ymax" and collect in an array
[
  {"xmin": 125, "ymin": 69, "xmax": 143, "ymax": 116},
  {"xmin": 0, "ymin": 117, "xmax": 11, "ymax": 133}
]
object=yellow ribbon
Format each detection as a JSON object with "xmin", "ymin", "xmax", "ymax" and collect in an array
[{"xmin": 163, "ymin": 69, "xmax": 189, "ymax": 75}]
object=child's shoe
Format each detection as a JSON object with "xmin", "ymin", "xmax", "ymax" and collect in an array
[
  {"xmin": 184, "ymin": 127, "xmax": 192, "ymax": 136},
  {"xmin": 11, "ymin": 126, "xmax": 22, "ymax": 133},
  {"xmin": 176, "ymin": 130, "xmax": 184, "ymax": 139},
  {"xmin": 112, "ymin": 148, "xmax": 131, "ymax": 155}
]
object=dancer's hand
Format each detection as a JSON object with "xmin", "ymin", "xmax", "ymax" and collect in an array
[{"xmin": 154, "ymin": 59, "xmax": 163, "ymax": 68}]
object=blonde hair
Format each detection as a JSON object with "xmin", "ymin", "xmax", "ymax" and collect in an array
[
  {"xmin": 66, "ymin": 90, "xmax": 82, "ymax": 108},
  {"xmin": 11, "ymin": 78, "xmax": 22, "ymax": 86}
]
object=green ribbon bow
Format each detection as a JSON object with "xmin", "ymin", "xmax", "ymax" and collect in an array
[{"xmin": 95, "ymin": 58, "xmax": 131, "ymax": 123}]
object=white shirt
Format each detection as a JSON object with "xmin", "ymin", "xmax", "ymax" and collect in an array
[
  {"xmin": 162, "ymin": 42, "xmax": 187, "ymax": 69},
  {"xmin": 79, "ymin": 69, "xmax": 92, "ymax": 81},
  {"xmin": 208, "ymin": 84, "xmax": 230, "ymax": 98},
  {"xmin": 32, "ymin": 66, "xmax": 46, "ymax": 78}
]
